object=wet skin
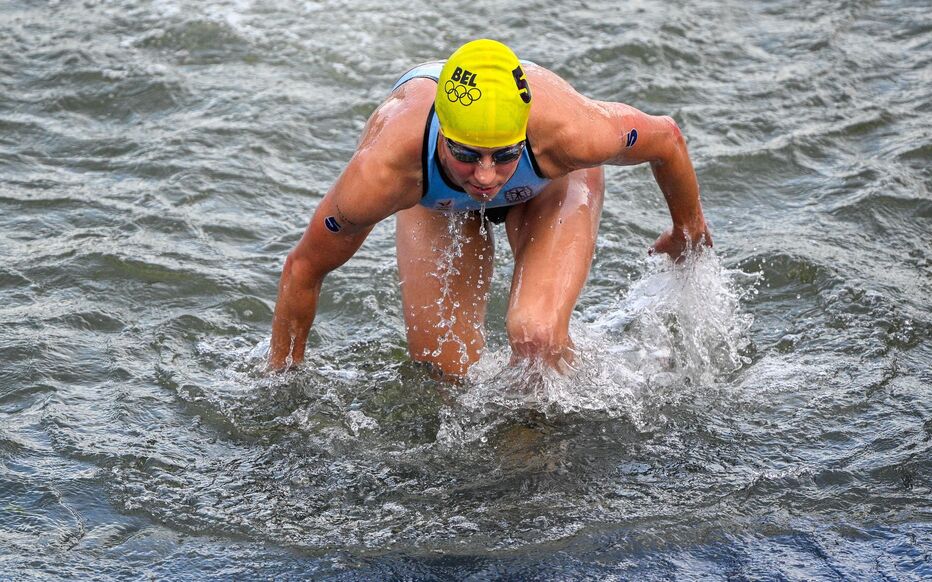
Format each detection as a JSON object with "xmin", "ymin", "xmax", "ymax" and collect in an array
[
  {"xmin": 269, "ymin": 64, "xmax": 712, "ymax": 376},
  {"xmin": 436, "ymin": 134, "xmax": 523, "ymax": 202}
]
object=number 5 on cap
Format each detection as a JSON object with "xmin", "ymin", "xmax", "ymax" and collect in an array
[{"xmin": 512, "ymin": 66, "xmax": 531, "ymax": 104}]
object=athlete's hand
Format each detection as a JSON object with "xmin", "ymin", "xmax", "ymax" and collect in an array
[{"xmin": 648, "ymin": 221, "xmax": 713, "ymax": 262}]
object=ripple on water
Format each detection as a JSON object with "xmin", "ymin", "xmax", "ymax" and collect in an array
[
  {"xmin": 1, "ymin": 0, "xmax": 930, "ymax": 576},
  {"xmin": 0, "ymin": 268, "xmax": 32, "ymax": 294},
  {"xmin": 0, "ymin": 478, "xmax": 86, "ymax": 552},
  {"xmin": 830, "ymin": 189, "xmax": 932, "ymax": 237},
  {"xmin": 739, "ymin": 255, "xmax": 930, "ymax": 407},
  {"xmin": 129, "ymin": 18, "xmax": 257, "ymax": 64},
  {"xmin": 60, "ymin": 251, "xmax": 228, "ymax": 301},
  {"xmin": 93, "ymin": 250, "xmax": 773, "ymax": 553},
  {"xmin": 44, "ymin": 310, "xmax": 127, "ymax": 334},
  {"xmin": 739, "ymin": 252, "xmax": 834, "ymax": 295},
  {"xmin": 26, "ymin": 59, "xmax": 186, "ymax": 120},
  {"xmin": 220, "ymin": 295, "xmax": 274, "ymax": 324}
]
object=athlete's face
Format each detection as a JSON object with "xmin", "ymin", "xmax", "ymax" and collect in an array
[{"xmin": 439, "ymin": 133, "xmax": 524, "ymax": 202}]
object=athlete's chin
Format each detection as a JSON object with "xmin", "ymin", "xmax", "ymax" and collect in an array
[{"xmin": 466, "ymin": 184, "xmax": 501, "ymax": 201}]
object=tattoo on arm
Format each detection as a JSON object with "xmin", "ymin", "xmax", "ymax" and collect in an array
[
  {"xmin": 335, "ymin": 202, "xmax": 357, "ymax": 226},
  {"xmin": 324, "ymin": 216, "xmax": 342, "ymax": 232},
  {"xmin": 324, "ymin": 202, "xmax": 359, "ymax": 234}
]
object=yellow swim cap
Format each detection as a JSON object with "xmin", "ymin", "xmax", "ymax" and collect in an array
[{"xmin": 435, "ymin": 39, "xmax": 532, "ymax": 148}]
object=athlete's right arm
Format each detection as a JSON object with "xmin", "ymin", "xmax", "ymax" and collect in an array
[
  {"xmin": 268, "ymin": 83, "xmax": 431, "ymax": 371},
  {"xmin": 267, "ymin": 187, "xmax": 375, "ymax": 371}
]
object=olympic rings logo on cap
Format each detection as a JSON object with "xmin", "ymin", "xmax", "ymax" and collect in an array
[{"xmin": 444, "ymin": 80, "xmax": 482, "ymax": 106}]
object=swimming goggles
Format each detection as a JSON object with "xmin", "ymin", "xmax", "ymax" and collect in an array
[{"xmin": 444, "ymin": 136, "xmax": 525, "ymax": 166}]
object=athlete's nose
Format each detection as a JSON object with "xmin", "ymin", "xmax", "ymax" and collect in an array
[{"xmin": 473, "ymin": 158, "xmax": 497, "ymax": 185}]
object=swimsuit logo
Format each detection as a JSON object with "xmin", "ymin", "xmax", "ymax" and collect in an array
[
  {"xmin": 445, "ymin": 67, "xmax": 481, "ymax": 106},
  {"xmin": 435, "ymin": 199, "xmax": 453, "ymax": 210},
  {"xmin": 324, "ymin": 216, "xmax": 342, "ymax": 232},
  {"xmin": 504, "ymin": 186, "xmax": 533, "ymax": 203}
]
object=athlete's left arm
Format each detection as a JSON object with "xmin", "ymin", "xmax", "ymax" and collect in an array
[
  {"xmin": 608, "ymin": 104, "xmax": 713, "ymax": 260},
  {"xmin": 532, "ymin": 70, "xmax": 712, "ymax": 259}
]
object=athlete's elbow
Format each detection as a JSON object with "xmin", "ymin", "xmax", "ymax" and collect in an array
[
  {"xmin": 281, "ymin": 251, "xmax": 325, "ymax": 289},
  {"xmin": 651, "ymin": 116, "xmax": 688, "ymax": 166},
  {"xmin": 661, "ymin": 116, "xmax": 686, "ymax": 147}
]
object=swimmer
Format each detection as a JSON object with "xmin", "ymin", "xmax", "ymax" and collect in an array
[{"xmin": 269, "ymin": 39, "xmax": 712, "ymax": 377}]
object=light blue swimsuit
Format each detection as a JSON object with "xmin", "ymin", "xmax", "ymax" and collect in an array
[{"xmin": 392, "ymin": 61, "xmax": 550, "ymax": 212}]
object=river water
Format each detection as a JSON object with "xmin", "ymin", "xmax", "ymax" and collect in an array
[{"xmin": 1, "ymin": 0, "xmax": 930, "ymax": 579}]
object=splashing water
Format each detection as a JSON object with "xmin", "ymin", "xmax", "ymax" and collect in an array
[
  {"xmin": 589, "ymin": 246, "xmax": 758, "ymax": 389},
  {"xmin": 214, "ymin": 235, "xmax": 756, "ymax": 451},
  {"xmin": 437, "ymin": 246, "xmax": 759, "ymax": 443},
  {"xmin": 419, "ymin": 210, "xmax": 497, "ymax": 367},
  {"xmin": 427, "ymin": 212, "xmax": 470, "ymax": 364}
]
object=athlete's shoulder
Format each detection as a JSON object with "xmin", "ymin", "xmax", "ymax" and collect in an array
[
  {"xmin": 524, "ymin": 64, "xmax": 592, "ymax": 121},
  {"xmin": 521, "ymin": 64, "xmax": 599, "ymax": 175},
  {"xmin": 523, "ymin": 62, "xmax": 568, "ymax": 85},
  {"xmin": 357, "ymin": 79, "xmax": 434, "ymax": 172}
]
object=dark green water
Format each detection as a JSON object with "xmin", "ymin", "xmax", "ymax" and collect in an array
[{"xmin": 1, "ymin": 0, "xmax": 929, "ymax": 579}]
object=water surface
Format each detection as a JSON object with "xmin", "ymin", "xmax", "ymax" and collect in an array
[{"xmin": 1, "ymin": 0, "xmax": 930, "ymax": 579}]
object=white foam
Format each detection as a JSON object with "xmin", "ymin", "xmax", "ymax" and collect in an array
[
  {"xmin": 437, "ymin": 247, "xmax": 758, "ymax": 441},
  {"xmin": 588, "ymin": 247, "xmax": 757, "ymax": 388}
]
